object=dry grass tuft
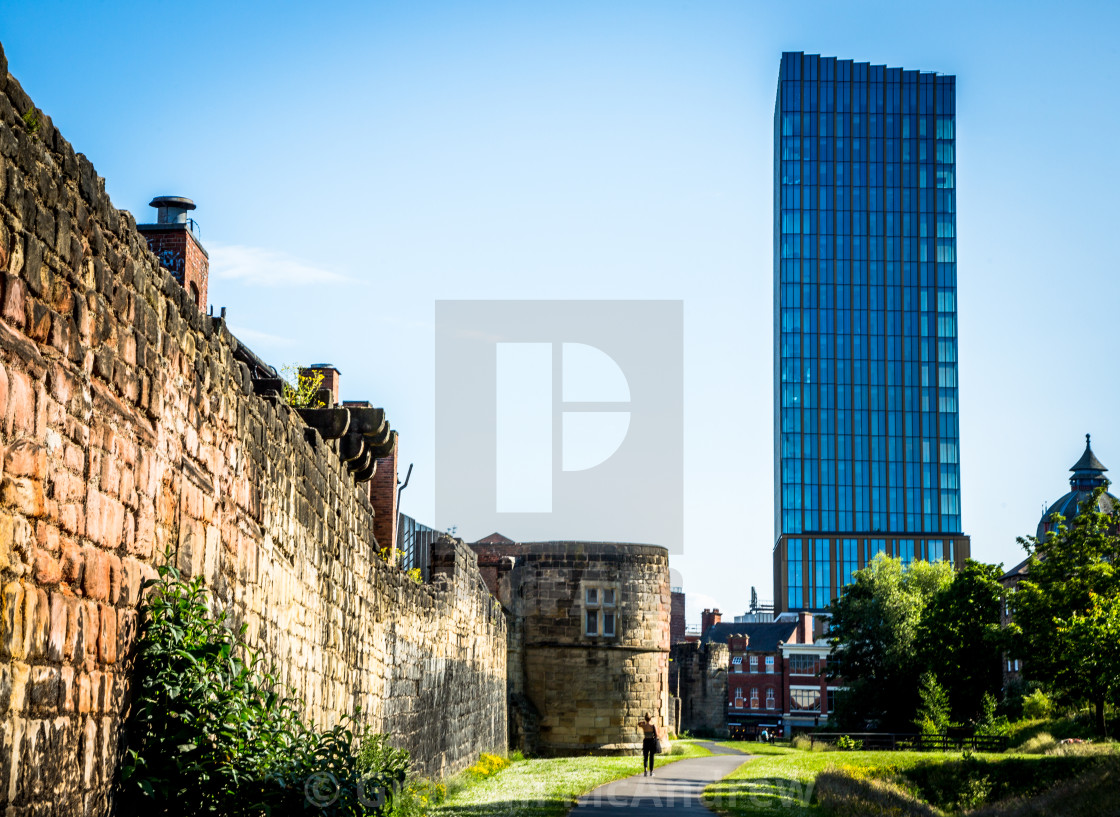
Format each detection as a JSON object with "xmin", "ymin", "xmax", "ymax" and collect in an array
[{"xmin": 817, "ymin": 766, "xmax": 941, "ymax": 817}]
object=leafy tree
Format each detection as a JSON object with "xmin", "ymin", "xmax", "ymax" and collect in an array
[
  {"xmin": 916, "ymin": 559, "xmax": 1006, "ymax": 723},
  {"xmin": 973, "ymin": 693, "xmax": 1010, "ymax": 737},
  {"xmin": 1056, "ymin": 593, "xmax": 1120, "ymax": 731},
  {"xmin": 1011, "ymin": 487, "xmax": 1120, "ymax": 734},
  {"xmin": 828, "ymin": 555, "xmax": 954, "ymax": 730},
  {"xmin": 914, "ymin": 672, "xmax": 951, "ymax": 735}
]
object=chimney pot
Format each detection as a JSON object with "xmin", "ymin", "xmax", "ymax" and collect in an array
[{"xmin": 149, "ymin": 195, "xmax": 196, "ymax": 225}]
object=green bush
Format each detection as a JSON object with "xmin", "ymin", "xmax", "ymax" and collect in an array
[
  {"xmin": 1021, "ymin": 689, "xmax": 1054, "ymax": 721},
  {"xmin": 119, "ymin": 558, "xmax": 408, "ymax": 815}
]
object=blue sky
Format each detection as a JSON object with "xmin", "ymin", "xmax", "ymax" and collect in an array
[{"xmin": 4, "ymin": 1, "xmax": 1118, "ymax": 624}]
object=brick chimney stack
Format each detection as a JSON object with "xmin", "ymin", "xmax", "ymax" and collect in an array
[
  {"xmin": 797, "ymin": 611, "xmax": 813, "ymax": 644},
  {"xmin": 701, "ymin": 608, "xmax": 722, "ymax": 637},
  {"xmin": 302, "ymin": 364, "xmax": 341, "ymax": 407},
  {"xmin": 137, "ymin": 196, "xmax": 209, "ymax": 309}
]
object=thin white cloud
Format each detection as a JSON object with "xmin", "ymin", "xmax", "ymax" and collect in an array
[
  {"xmin": 227, "ymin": 324, "xmax": 297, "ymax": 348},
  {"xmin": 209, "ymin": 243, "xmax": 352, "ymax": 286}
]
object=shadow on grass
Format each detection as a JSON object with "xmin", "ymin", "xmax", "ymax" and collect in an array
[
  {"xmin": 815, "ymin": 770, "xmax": 938, "ymax": 817},
  {"xmin": 704, "ymin": 776, "xmax": 816, "ymax": 814},
  {"xmin": 434, "ymin": 801, "xmax": 567, "ymax": 817}
]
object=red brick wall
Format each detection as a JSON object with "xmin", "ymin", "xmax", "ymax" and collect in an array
[
  {"xmin": 141, "ymin": 227, "xmax": 208, "ymax": 309},
  {"xmin": 670, "ymin": 590, "xmax": 685, "ymax": 645},
  {"xmin": 369, "ymin": 446, "xmax": 398, "ymax": 556}
]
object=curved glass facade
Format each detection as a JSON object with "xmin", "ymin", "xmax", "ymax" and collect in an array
[{"xmin": 773, "ymin": 53, "xmax": 969, "ymax": 612}]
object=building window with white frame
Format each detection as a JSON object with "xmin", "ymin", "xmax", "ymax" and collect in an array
[
  {"xmin": 790, "ymin": 688, "xmax": 821, "ymax": 712},
  {"xmin": 750, "ymin": 687, "xmax": 759, "ymax": 709},
  {"xmin": 749, "ymin": 655, "xmax": 758, "ymax": 671},
  {"xmin": 732, "ymin": 656, "xmax": 743, "ymax": 672},
  {"xmin": 765, "ymin": 688, "xmax": 775, "ymax": 709},
  {"xmin": 788, "ymin": 653, "xmax": 819, "ymax": 675},
  {"xmin": 583, "ymin": 583, "xmax": 619, "ymax": 638},
  {"xmin": 765, "ymin": 655, "xmax": 775, "ymax": 674}
]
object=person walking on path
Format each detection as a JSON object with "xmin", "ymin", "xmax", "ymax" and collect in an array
[{"xmin": 639, "ymin": 714, "xmax": 659, "ymax": 776}]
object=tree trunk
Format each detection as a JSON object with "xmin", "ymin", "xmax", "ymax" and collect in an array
[{"xmin": 1096, "ymin": 698, "xmax": 1107, "ymax": 736}]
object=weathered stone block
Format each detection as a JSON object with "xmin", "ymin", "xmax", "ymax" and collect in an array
[
  {"xmin": 81, "ymin": 549, "xmax": 109, "ymax": 602},
  {"xmin": 97, "ymin": 606, "xmax": 116, "ymax": 664},
  {"xmin": 29, "ymin": 665, "xmax": 59, "ymax": 710},
  {"xmin": 5, "ymin": 365, "xmax": 35, "ymax": 435},
  {"xmin": 1, "ymin": 475, "xmax": 44, "ymax": 517},
  {"xmin": 5, "ymin": 439, "xmax": 46, "ymax": 480},
  {"xmin": 84, "ymin": 488, "xmax": 123, "ymax": 550},
  {"xmin": 2, "ymin": 581, "xmax": 25, "ymax": 659},
  {"xmin": 33, "ymin": 548, "xmax": 61, "ymax": 585},
  {"xmin": 76, "ymin": 601, "xmax": 99, "ymax": 663}
]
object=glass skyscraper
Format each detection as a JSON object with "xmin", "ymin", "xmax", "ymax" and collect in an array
[{"xmin": 773, "ymin": 52, "xmax": 970, "ymax": 613}]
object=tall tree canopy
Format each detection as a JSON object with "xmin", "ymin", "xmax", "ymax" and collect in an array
[
  {"xmin": 916, "ymin": 560, "xmax": 1006, "ymax": 723},
  {"xmin": 828, "ymin": 555, "xmax": 954, "ymax": 730},
  {"xmin": 1011, "ymin": 487, "xmax": 1120, "ymax": 733}
]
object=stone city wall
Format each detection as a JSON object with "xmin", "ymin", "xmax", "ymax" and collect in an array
[
  {"xmin": 671, "ymin": 640, "xmax": 729, "ymax": 737},
  {"xmin": 0, "ymin": 43, "xmax": 506, "ymax": 816}
]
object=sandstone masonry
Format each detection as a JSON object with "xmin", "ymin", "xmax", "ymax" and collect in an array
[
  {"xmin": 474, "ymin": 541, "xmax": 670, "ymax": 756},
  {"xmin": 671, "ymin": 640, "xmax": 729, "ymax": 737},
  {"xmin": 0, "ymin": 42, "xmax": 506, "ymax": 815}
]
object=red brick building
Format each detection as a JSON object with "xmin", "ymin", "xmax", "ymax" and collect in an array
[{"xmin": 709, "ymin": 612, "xmax": 839, "ymax": 737}]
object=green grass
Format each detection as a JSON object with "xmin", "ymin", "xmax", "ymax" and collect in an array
[
  {"xmin": 704, "ymin": 743, "xmax": 1120, "ymax": 817},
  {"xmin": 703, "ymin": 746, "xmax": 1002, "ymax": 816},
  {"xmin": 434, "ymin": 741, "xmax": 712, "ymax": 817}
]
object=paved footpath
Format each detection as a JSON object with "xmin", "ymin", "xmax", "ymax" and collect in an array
[{"xmin": 570, "ymin": 743, "xmax": 751, "ymax": 816}]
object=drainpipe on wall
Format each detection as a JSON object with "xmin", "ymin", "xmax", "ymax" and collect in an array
[{"xmin": 394, "ymin": 462, "xmax": 413, "ymax": 563}]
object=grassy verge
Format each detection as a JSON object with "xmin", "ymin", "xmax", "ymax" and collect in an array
[
  {"xmin": 702, "ymin": 746, "xmax": 1001, "ymax": 817},
  {"xmin": 434, "ymin": 741, "xmax": 712, "ymax": 817},
  {"xmin": 704, "ymin": 743, "xmax": 1120, "ymax": 817}
]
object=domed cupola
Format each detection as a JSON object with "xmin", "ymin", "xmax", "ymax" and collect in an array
[{"xmin": 1037, "ymin": 435, "xmax": 1118, "ymax": 539}]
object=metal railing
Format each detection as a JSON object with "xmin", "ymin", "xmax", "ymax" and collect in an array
[
  {"xmin": 807, "ymin": 732, "xmax": 1008, "ymax": 752},
  {"xmin": 396, "ymin": 513, "xmax": 440, "ymax": 582}
]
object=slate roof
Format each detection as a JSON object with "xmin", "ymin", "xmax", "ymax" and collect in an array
[
  {"xmin": 999, "ymin": 556, "xmax": 1031, "ymax": 585},
  {"xmin": 473, "ymin": 532, "xmax": 515, "ymax": 545},
  {"xmin": 702, "ymin": 620, "xmax": 798, "ymax": 652}
]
